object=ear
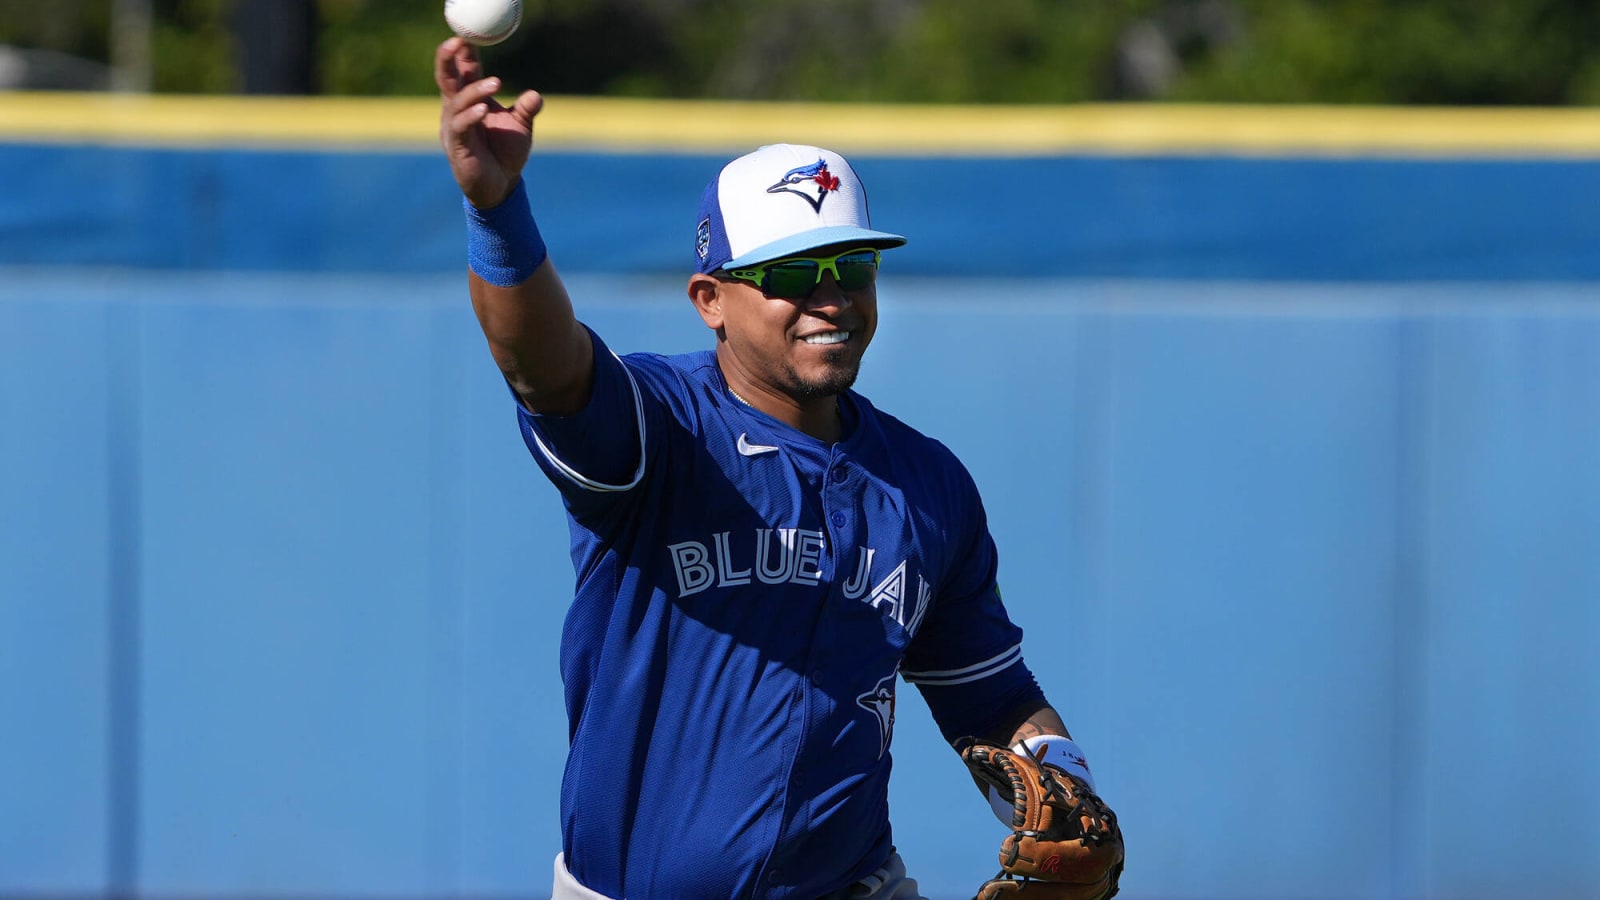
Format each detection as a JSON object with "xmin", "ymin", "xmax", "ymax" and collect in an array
[{"xmin": 687, "ymin": 273, "xmax": 725, "ymax": 331}]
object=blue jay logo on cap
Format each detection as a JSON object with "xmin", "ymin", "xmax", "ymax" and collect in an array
[{"xmin": 766, "ymin": 158, "xmax": 843, "ymax": 213}]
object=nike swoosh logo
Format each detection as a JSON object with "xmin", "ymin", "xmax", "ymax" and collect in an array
[{"xmin": 737, "ymin": 433, "xmax": 780, "ymax": 457}]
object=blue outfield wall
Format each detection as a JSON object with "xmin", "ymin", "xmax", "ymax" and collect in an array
[
  {"xmin": 6, "ymin": 143, "xmax": 1600, "ymax": 280},
  {"xmin": 3, "ymin": 127, "xmax": 1600, "ymax": 900}
]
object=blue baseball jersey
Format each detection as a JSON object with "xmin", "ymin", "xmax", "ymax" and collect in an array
[{"xmin": 516, "ymin": 330, "xmax": 1043, "ymax": 899}]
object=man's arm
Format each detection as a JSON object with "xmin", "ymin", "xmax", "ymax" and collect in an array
[
  {"xmin": 963, "ymin": 697, "xmax": 1101, "ymax": 810},
  {"xmin": 976, "ymin": 697, "xmax": 1072, "ymax": 747},
  {"xmin": 468, "ymin": 262, "xmax": 593, "ymax": 415},
  {"xmin": 435, "ymin": 37, "xmax": 593, "ymax": 415}
]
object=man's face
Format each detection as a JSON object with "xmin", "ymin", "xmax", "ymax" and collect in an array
[{"xmin": 699, "ymin": 253, "xmax": 879, "ymax": 400}]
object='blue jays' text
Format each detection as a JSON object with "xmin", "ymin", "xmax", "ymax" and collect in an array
[{"xmin": 668, "ymin": 529, "xmax": 932, "ymax": 634}]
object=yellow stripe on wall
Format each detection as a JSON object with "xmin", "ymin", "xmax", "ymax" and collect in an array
[{"xmin": 4, "ymin": 91, "xmax": 1600, "ymax": 158}]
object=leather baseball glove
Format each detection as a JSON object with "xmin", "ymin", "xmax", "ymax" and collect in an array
[{"xmin": 958, "ymin": 739, "xmax": 1124, "ymax": 900}]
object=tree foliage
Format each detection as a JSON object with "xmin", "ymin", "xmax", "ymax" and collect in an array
[{"xmin": 5, "ymin": 0, "xmax": 1600, "ymax": 104}]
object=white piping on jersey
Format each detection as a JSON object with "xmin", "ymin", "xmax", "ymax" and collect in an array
[
  {"xmin": 901, "ymin": 643, "xmax": 1024, "ymax": 686},
  {"xmin": 527, "ymin": 348, "xmax": 648, "ymax": 493}
]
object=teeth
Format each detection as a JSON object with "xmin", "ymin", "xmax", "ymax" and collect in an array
[{"xmin": 803, "ymin": 331, "xmax": 850, "ymax": 345}]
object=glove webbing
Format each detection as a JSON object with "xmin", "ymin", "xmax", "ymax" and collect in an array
[{"xmin": 1018, "ymin": 741, "xmax": 1115, "ymax": 848}]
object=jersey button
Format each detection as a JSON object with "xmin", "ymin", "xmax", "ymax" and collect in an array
[
  {"xmin": 832, "ymin": 465, "xmax": 848, "ymax": 481},
  {"xmin": 810, "ymin": 668, "xmax": 825, "ymax": 686},
  {"xmin": 830, "ymin": 512, "xmax": 846, "ymax": 528}
]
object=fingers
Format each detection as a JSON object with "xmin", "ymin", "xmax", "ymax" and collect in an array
[
  {"xmin": 434, "ymin": 37, "xmax": 482, "ymax": 96},
  {"xmin": 440, "ymin": 75, "xmax": 503, "ymax": 145},
  {"xmin": 447, "ymin": 98, "xmax": 490, "ymax": 136},
  {"xmin": 510, "ymin": 89, "xmax": 545, "ymax": 129}
]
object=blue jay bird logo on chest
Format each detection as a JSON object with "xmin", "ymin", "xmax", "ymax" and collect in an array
[
  {"xmin": 856, "ymin": 671, "xmax": 898, "ymax": 760},
  {"xmin": 767, "ymin": 159, "xmax": 842, "ymax": 213}
]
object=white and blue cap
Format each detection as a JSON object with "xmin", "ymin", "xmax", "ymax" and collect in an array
[{"xmin": 694, "ymin": 143, "xmax": 906, "ymax": 274}]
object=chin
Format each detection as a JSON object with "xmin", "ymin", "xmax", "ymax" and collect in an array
[{"xmin": 790, "ymin": 363, "xmax": 861, "ymax": 399}]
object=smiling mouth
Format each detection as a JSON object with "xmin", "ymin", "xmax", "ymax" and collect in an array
[{"xmin": 802, "ymin": 331, "xmax": 851, "ymax": 345}]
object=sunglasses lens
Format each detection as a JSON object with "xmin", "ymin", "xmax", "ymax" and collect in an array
[
  {"xmin": 732, "ymin": 250, "xmax": 880, "ymax": 298},
  {"xmin": 833, "ymin": 252, "xmax": 879, "ymax": 291},
  {"xmin": 763, "ymin": 261, "xmax": 823, "ymax": 299}
]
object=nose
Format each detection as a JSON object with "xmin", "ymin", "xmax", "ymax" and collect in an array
[{"xmin": 804, "ymin": 271, "xmax": 851, "ymax": 312}]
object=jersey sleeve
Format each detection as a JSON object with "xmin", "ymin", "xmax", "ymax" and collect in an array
[
  {"xmin": 901, "ymin": 464, "xmax": 1045, "ymax": 744},
  {"xmin": 515, "ymin": 327, "xmax": 650, "ymax": 516}
]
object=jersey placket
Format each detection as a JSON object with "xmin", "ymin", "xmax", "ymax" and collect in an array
[{"xmin": 759, "ymin": 443, "xmax": 863, "ymax": 895}]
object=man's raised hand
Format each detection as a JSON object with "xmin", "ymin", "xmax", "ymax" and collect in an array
[{"xmin": 435, "ymin": 37, "xmax": 543, "ymax": 210}]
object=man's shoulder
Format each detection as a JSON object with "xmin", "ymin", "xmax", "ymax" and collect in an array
[
  {"xmin": 613, "ymin": 347, "xmax": 719, "ymax": 392},
  {"xmin": 853, "ymin": 394, "xmax": 967, "ymax": 471}
]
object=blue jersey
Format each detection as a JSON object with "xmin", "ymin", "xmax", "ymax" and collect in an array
[{"xmin": 517, "ymin": 330, "xmax": 1043, "ymax": 899}]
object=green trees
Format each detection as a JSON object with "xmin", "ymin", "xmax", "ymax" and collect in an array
[{"xmin": 5, "ymin": 0, "xmax": 1600, "ymax": 104}]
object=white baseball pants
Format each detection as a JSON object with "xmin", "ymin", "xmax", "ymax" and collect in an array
[{"xmin": 551, "ymin": 849, "xmax": 928, "ymax": 899}]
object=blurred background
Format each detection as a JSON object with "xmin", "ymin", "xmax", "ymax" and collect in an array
[
  {"xmin": 8, "ymin": 0, "xmax": 1600, "ymax": 102},
  {"xmin": 3, "ymin": 2, "xmax": 1600, "ymax": 899}
]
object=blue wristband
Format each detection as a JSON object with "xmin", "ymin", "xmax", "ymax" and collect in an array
[{"xmin": 464, "ymin": 179, "xmax": 548, "ymax": 287}]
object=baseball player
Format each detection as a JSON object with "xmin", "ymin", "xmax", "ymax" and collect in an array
[{"xmin": 435, "ymin": 38, "xmax": 1121, "ymax": 900}]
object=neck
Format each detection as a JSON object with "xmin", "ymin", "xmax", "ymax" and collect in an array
[{"xmin": 724, "ymin": 374, "xmax": 843, "ymax": 443}]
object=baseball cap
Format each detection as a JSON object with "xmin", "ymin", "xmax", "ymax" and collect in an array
[{"xmin": 694, "ymin": 143, "xmax": 907, "ymax": 274}]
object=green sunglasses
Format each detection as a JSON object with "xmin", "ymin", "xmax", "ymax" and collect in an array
[{"xmin": 718, "ymin": 247, "xmax": 881, "ymax": 300}]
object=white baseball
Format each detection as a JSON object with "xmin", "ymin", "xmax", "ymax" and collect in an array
[{"xmin": 445, "ymin": 0, "xmax": 522, "ymax": 46}]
